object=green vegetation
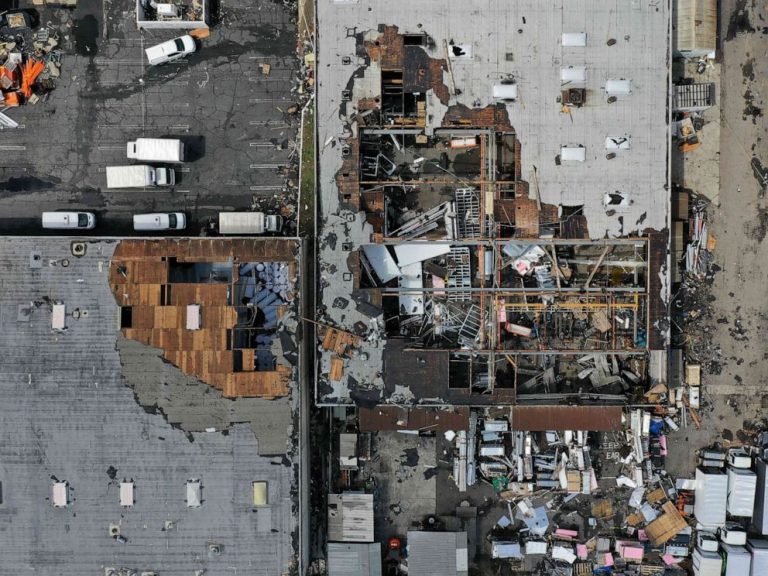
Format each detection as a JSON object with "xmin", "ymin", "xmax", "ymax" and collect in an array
[{"xmin": 298, "ymin": 104, "xmax": 316, "ymax": 237}]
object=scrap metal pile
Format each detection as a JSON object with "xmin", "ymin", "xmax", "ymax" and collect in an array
[
  {"xmin": 445, "ymin": 409, "xmax": 768, "ymax": 574},
  {"xmin": 0, "ymin": 10, "xmax": 61, "ymax": 125}
]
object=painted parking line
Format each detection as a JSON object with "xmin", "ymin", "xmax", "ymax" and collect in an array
[
  {"xmin": 250, "ymin": 164, "xmax": 288, "ymax": 169},
  {"xmin": 248, "ymin": 98, "xmax": 292, "ymax": 103},
  {"xmin": 249, "ymin": 120, "xmax": 290, "ymax": 126},
  {"xmin": 97, "ymin": 145, "xmax": 125, "ymax": 150},
  {"xmin": 250, "ymin": 185, "xmax": 284, "ymax": 191},
  {"xmin": 97, "ymin": 124, "xmax": 190, "ymax": 130},
  {"xmin": 0, "ymin": 145, "xmax": 27, "ymax": 150}
]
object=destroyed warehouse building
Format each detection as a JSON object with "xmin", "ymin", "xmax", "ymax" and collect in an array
[
  {"xmin": 313, "ymin": 0, "xmax": 684, "ymax": 573},
  {"xmin": 314, "ymin": 5, "xmax": 669, "ymax": 410}
]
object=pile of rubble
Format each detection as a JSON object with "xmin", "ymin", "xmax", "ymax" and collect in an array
[
  {"xmin": 443, "ymin": 407, "xmax": 768, "ymax": 574},
  {"xmin": 0, "ymin": 10, "xmax": 62, "ymax": 125}
]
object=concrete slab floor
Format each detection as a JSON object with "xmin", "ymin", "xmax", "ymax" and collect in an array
[
  {"xmin": 665, "ymin": 0, "xmax": 768, "ymax": 479},
  {"xmin": 0, "ymin": 0, "xmax": 300, "ymax": 236},
  {"xmin": 370, "ymin": 431, "xmax": 436, "ymax": 542},
  {"xmin": 671, "ymin": 59, "xmax": 721, "ymax": 204}
]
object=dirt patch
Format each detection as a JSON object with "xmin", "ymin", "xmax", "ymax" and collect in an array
[
  {"xmin": 744, "ymin": 207, "xmax": 768, "ymax": 241},
  {"xmin": 726, "ymin": 0, "xmax": 756, "ymax": 41},
  {"xmin": 741, "ymin": 58, "xmax": 755, "ymax": 82}
]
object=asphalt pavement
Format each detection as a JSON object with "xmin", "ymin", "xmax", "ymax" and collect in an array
[{"xmin": 0, "ymin": 0, "xmax": 299, "ymax": 236}]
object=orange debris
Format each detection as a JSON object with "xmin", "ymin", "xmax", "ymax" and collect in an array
[{"xmin": 21, "ymin": 59, "xmax": 45, "ymax": 99}]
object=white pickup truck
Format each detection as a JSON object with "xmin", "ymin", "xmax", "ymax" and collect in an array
[{"xmin": 106, "ymin": 165, "xmax": 175, "ymax": 188}]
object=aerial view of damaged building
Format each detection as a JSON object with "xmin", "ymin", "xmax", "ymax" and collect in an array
[{"xmin": 313, "ymin": 1, "xmax": 768, "ymax": 576}]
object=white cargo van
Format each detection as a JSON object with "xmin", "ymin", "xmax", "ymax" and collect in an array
[
  {"xmin": 145, "ymin": 35, "xmax": 196, "ymax": 66},
  {"xmin": 218, "ymin": 212, "xmax": 283, "ymax": 235},
  {"xmin": 133, "ymin": 213, "xmax": 186, "ymax": 231},
  {"xmin": 106, "ymin": 165, "xmax": 175, "ymax": 188},
  {"xmin": 127, "ymin": 138, "xmax": 185, "ymax": 163},
  {"xmin": 42, "ymin": 211, "xmax": 96, "ymax": 230}
]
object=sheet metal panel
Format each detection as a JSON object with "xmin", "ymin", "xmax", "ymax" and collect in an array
[{"xmin": 510, "ymin": 406, "xmax": 622, "ymax": 431}]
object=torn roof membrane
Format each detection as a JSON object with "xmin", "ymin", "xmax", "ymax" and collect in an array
[{"xmin": 315, "ymin": 3, "xmax": 670, "ymax": 406}]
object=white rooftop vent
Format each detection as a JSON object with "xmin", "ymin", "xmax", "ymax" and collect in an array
[
  {"xmin": 605, "ymin": 79, "xmax": 632, "ymax": 95},
  {"xmin": 605, "ymin": 137, "xmax": 631, "ymax": 150},
  {"xmin": 492, "ymin": 84, "xmax": 518, "ymax": 101},
  {"xmin": 186, "ymin": 479, "xmax": 202, "ymax": 508},
  {"xmin": 561, "ymin": 146, "xmax": 586, "ymax": 162},
  {"xmin": 120, "ymin": 482, "xmax": 134, "ymax": 507},
  {"xmin": 52, "ymin": 482, "xmax": 68, "ymax": 507},
  {"xmin": 52, "ymin": 304, "xmax": 66, "ymax": 330},
  {"xmin": 561, "ymin": 67, "xmax": 586, "ymax": 83},
  {"xmin": 562, "ymin": 33, "xmax": 587, "ymax": 47},
  {"xmin": 186, "ymin": 304, "xmax": 201, "ymax": 330}
]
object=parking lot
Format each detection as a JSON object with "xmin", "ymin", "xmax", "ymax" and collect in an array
[{"xmin": 0, "ymin": 0, "xmax": 299, "ymax": 235}]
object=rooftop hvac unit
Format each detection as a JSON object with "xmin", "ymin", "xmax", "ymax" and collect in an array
[{"xmin": 156, "ymin": 3, "xmax": 180, "ymax": 17}]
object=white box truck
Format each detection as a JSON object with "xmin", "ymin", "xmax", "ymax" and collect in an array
[
  {"xmin": 695, "ymin": 467, "xmax": 728, "ymax": 529},
  {"xmin": 127, "ymin": 138, "xmax": 185, "ymax": 163},
  {"xmin": 728, "ymin": 467, "xmax": 758, "ymax": 517},
  {"xmin": 106, "ymin": 165, "xmax": 174, "ymax": 188},
  {"xmin": 218, "ymin": 212, "xmax": 283, "ymax": 235}
]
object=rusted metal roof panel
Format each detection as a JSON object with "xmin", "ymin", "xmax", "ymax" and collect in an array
[
  {"xmin": 359, "ymin": 406, "xmax": 470, "ymax": 432},
  {"xmin": 510, "ymin": 406, "xmax": 623, "ymax": 431}
]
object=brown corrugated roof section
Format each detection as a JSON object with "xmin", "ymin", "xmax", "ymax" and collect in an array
[
  {"xmin": 510, "ymin": 406, "xmax": 623, "ymax": 431},
  {"xmin": 359, "ymin": 406, "xmax": 470, "ymax": 432},
  {"xmin": 110, "ymin": 239, "xmax": 299, "ymax": 399}
]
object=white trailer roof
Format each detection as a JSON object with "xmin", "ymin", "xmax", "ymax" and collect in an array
[
  {"xmin": 219, "ymin": 212, "xmax": 265, "ymax": 234},
  {"xmin": 728, "ymin": 467, "xmax": 757, "ymax": 517},
  {"xmin": 695, "ymin": 467, "xmax": 728, "ymax": 528}
]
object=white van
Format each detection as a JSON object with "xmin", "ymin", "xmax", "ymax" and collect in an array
[
  {"xmin": 145, "ymin": 35, "xmax": 196, "ymax": 66},
  {"xmin": 133, "ymin": 212, "xmax": 186, "ymax": 231},
  {"xmin": 42, "ymin": 211, "xmax": 96, "ymax": 230}
]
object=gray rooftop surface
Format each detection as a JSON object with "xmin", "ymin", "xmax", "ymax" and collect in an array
[{"xmin": 0, "ymin": 237, "xmax": 297, "ymax": 575}]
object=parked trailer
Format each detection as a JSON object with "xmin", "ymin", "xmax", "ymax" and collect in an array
[
  {"xmin": 127, "ymin": 138, "xmax": 185, "ymax": 163},
  {"xmin": 218, "ymin": 212, "xmax": 283, "ymax": 235},
  {"xmin": 722, "ymin": 543, "xmax": 751, "ymax": 576},
  {"xmin": 728, "ymin": 466, "xmax": 757, "ymax": 517},
  {"xmin": 106, "ymin": 165, "xmax": 175, "ymax": 188}
]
